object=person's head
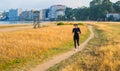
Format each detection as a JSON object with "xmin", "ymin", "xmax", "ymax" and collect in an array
[{"xmin": 74, "ymin": 24, "xmax": 78, "ymax": 28}]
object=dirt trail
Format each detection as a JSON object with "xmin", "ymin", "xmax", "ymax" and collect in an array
[
  {"xmin": 0, "ymin": 26, "xmax": 33, "ymax": 33},
  {"xmin": 31, "ymin": 25, "xmax": 94, "ymax": 71}
]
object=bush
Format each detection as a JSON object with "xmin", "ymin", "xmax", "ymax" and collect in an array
[
  {"xmin": 69, "ymin": 23, "xmax": 73, "ymax": 25},
  {"xmin": 57, "ymin": 22, "xmax": 64, "ymax": 26},
  {"xmin": 78, "ymin": 23, "xmax": 84, "ymax": 25}
]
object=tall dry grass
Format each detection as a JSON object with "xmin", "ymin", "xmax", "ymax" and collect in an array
[
  {"xmin": 0, "ymin": 25, "xmax": 88, "ymax": 70},
  {"xmin": 61, "ymin": 45, "xmax": 120, "ymax": 71},
  {"xmin": 48, "ymin": 22, "xmax": 120, "ymax": 71}
]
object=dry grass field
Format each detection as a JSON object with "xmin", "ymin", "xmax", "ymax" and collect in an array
[
  {"xmin": 0, "ymin": 23, "xmax": 90, "ymax": 71},
  {"xmin": 0, "ymin": 24, "xmax": 32, "ymax": 28},
  {"xmin": 0, "ymin": 22, "xmax": 57, "ymax": 29},
  {"xmin": 48, "ymin": 22, "xmax": 120, "ymax": 71}
]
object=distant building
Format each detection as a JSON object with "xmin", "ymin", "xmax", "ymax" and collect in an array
[
  {"xmin": 0, "ymin": 12, "xmax": 2, "ymax": 19},
  {"xmin": 33, "ymin": 11, "xmax": 40, "ymax": 21},
  {"xmin": 8, "ymin": 8, "xmax": 22, "ymax": 21},
  {"xmin": 5, "ymin": 5, "xmax": 66, "ymax": 21},
  {"xmin": 48, "ymin": 5, "xmax": 66, "ymax": 20},
  {"xmin": 106, "ymin": 13, "xmax": 120, "ymax": 21},
  {"xmin": 39, "ymin": 10, "xmax": 43, "ymax": 20},
  {"xmin": 42, "ymin": 9, "xmax": 49, "ymax": 21},
  {"xmin": 20, "ymin": 10, "xmax": 34, "ymax": 21},
  {"xmin": 19, "ymin": 10, "xmax": 43, "ymax": 21},
  {"xmin": 2, "ymin": 11, "xmax": 9, "ymax": 21}
]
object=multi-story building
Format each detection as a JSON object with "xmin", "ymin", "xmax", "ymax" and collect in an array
[
  {"xmin": 20, "ymin": 10, "xmax": 34, "ymax": 21},
  {"xmin": 8, "ymin": 8, "xmax": 22, "ymax": 21},
  {"xmin": 42, "ymin": 9, "xmax": 49, "ymax": 21},
  {"xmin": 33, "ymin": 10, "xmax": 42, "ymax": 21},
  {"xmin": 19, "ymin": 10, "xmax": 43, "ymax": 21},
  {"xmin": 7, "ymin": 5, "xmax": 66, "ymax": 21},
  {"xmin": 2, "ymin": 11, "xmax": 9, "ymax": 20},
  {"xmin": 48, "ymin": 5, "xmax": 66, "ymax": 20}
]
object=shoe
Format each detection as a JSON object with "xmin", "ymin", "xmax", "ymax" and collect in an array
[
  {"xmin": 78, "ymin": 46, "xmax": 80, "ymax": 49},
  {"xmin": 74, "ymin": 48, "xmax": 77, "ymax": 52}
]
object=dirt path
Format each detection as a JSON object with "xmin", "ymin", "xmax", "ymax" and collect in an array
[
  {"xmin": 0, "ymin": 26, "xmax": 33, "ymax": 33},
  {"xmin": 31, "ymin": 25, "xmax": 94, "ymax": 71}
]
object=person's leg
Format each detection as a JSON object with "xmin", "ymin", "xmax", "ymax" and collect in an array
[
  {"xmin": 77, "ymin": 37, "xmax": 80, "ymax": 48},
  {"xmin": 77, "ymin": 38, "xmax": 79, "ymax": 46},
  {"xmin": 74, "ymin": 37, "xmax": 77, "ymax": 49}
]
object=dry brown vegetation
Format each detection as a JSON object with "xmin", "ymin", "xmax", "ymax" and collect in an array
[
  {"xmin": 0, "ymin": 23, "xmax": 89, "ymax": 70},
  {"xmin": 48, "ymin": 22, "xmax": 120, "ymax": 71}
]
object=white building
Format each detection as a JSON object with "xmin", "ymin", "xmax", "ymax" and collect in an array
[
  {"xmin": 39, "ymin": 10, "xmax": 43, "ymax": 20},
  {"xmin": 8, "ymin": 8, "xmax": 22, "ymax": 21},
  {"xmin": 106, "ymin": 13, "xmax": 120, "ymax": 21},
  {"xmin": 49, "ymin": 5, "xmax": 66, "ymax": 20}
]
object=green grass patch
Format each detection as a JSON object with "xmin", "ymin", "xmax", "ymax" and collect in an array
[
  {"xmin": 57, "ymin": 22, "xmax": 84, "ymax": 26},
  {"xmin": 78, "ymin": 23, "xmax": 84, "ymax": 25},
  {"xmin": 57, "ymin": 22, "xmax": 64, "ymax": 26},
  {"xmin": 80, "ymin": 29, "xmax": 90, "ymax": 43}
]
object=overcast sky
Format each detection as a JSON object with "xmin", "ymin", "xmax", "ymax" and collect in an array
[{"xmin": 0, "ymin": 0, "xmax": 118, "ymax": 12}]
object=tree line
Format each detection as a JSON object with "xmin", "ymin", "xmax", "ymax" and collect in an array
[{"xmin": 57, "ymin": 0, "xmax": 120, "ymax": 21}]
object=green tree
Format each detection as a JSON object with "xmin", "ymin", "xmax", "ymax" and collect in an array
[
  {"xmin": 74, "ymin": 7, "xmax": 89, "ymax": 21},
  {"xmin": 90, "ymin": 0, "xmax": 102, "ymax": 7},
  {"xmin": 65, "ymin": 8, "xmax": 73, "ymax": 20},
  {"xmin": 102, "ymin": 0, "xmax": 114, "ymax": 13},
  {"xmin": 63, "ymin": 0, "xmax": 119, "ymax": 21},
  {"xmin": 113, "ymin": 1, "xmax": 120, "ymax": 13},
  {"xmin": 57, "ymin": 15, "xmax": 66, "ymax": 21},
  {"xmin": 89, "ymin": 0, "xmax": 114, "ymax": 20}
]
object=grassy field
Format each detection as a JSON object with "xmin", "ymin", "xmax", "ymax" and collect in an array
[
  {"xmin": 48, "ymin": 22, "xmax": 120, "ymax": 71},
  {"xmin": 0, "ymin": 23, "xmax": 90, "ymax": 71},
  {"xmin": 0, "ymin": 22, "xmax": 57, "ymax": 29},
  {"xmin": 0, "ymin": 24, "xmax": 32, "ymax": 28}
]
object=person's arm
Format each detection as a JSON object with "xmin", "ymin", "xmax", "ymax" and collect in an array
[
  {"xmin": 78, "ymin": 28, "xmax": 81, "ymax": 34},
  {"xmin": 79, "ymin": 28, "xmax": 81, "ymax": 34},
  {"xmin": 72, "ymin": 28, "xmax": 74, "ymax": 34}
]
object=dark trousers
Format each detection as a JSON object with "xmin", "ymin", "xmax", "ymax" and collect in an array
[{"xmin": 74, "ymin": 36, "xmax": 80, "ymax": 48}]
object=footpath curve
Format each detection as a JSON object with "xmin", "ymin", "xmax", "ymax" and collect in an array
[{"xmin": 31, "ymin": 25, "xmax": 94, "ymax": 71}]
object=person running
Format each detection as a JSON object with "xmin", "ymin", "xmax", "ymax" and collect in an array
[{"xmin": 72, "ymin": 24, "xmax": 81, "ymax": 51}]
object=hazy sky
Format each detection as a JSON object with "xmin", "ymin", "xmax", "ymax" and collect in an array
[{"xmin": 0, "ymin": 0, "xmax": 118, "ymax": 12}]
